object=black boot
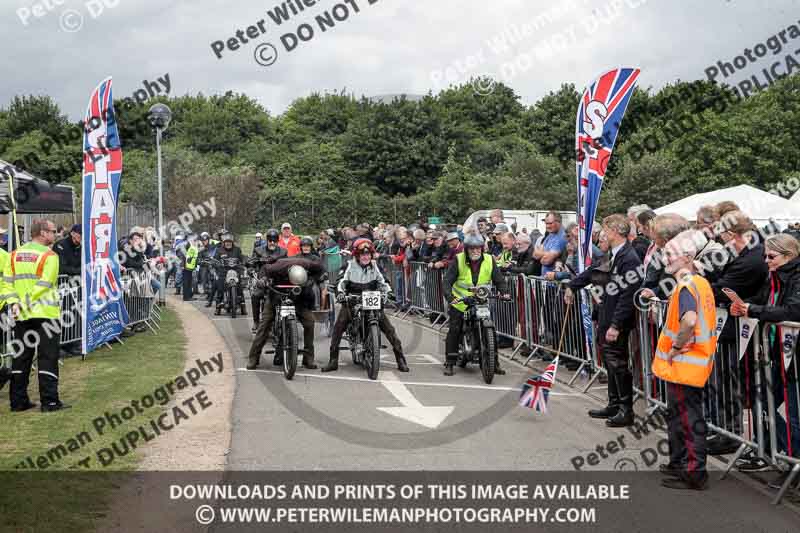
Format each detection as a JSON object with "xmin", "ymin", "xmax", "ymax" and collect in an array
[
  {"xmin": 494, "ymin": 356, "xmax": 506, "ymax": 375},
  {"xmin": 396, "ymin": 354, "xmax": 409, "ymax": 372},
  {"xmin": 590, "ymin": 367, "xmax": 621, "ymax": 418},
  {"xmin": 588, "ymin": 404, "xmax": 619, "ymax": 419},
  {"xmin": 606, "ymin": 404, "xmax": 634, "ymax": 427},
  {"xmin": 322, "ymin": 350, "xmax": 339, "ymax": 372},
  {"xmin": 443, "ymin": 362, "xmax": 455, "ymax": 376},
  {"xmin": 302, "ymin": 353, "xmax": 318, "ymax": 370}
]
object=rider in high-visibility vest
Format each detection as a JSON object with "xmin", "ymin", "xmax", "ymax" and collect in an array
[
  {"xmin": 4, "ymin": 219, "xmax": 67, "ymax": 412},
  {"xmin": 0, "ymin": 245, "xmax": 11, "ymax": 391},
  {"xmin": 442, "ymin": 232, "xmax": 509, "ymax": 376},
  {"xmin": 651, "ymin": 229, "xmax": 718, "ymax": 491}
]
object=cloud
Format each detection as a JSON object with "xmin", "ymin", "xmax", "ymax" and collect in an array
[{"xmin": 0, "ymin": 0, "xmax": 795, "ymax": 120}]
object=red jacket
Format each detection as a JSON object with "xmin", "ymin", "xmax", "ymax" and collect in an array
[{"xmin": 279, "ymin": 234, "xmax": 301, "ymax": 257}]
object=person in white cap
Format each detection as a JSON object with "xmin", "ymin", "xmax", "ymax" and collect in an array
[
  {"xmin": 279, "ymin": 223, "xmax": 301, "ymax": 257},
  {"xmin": 253, "ymin": 232, "xmax": 266, "ymax": 250}
]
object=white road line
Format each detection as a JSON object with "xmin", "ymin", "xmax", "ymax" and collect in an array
[
  {"xmin": 236, "ymin": 367, "xmax": 580, "ymax": 395},
  {"xmin": 378, "ymin": 371, "xmax": 454, "ymax": 428}
]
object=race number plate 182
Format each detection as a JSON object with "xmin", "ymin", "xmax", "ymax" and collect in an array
[
  {"xmin": 280, "ymin": 306, "xmax": 295, "ymax": 318},
  {"xmin": 362, "ymin": 291, "xmax": 382, "ymax": 310},
  {"xmin": 476, "ymin": 306, "xmax": 491, "ymax": 319}
]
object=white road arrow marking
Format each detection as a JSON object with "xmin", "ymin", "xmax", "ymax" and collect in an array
[{"xmin": 377, "ymin": 371, "xmax": 454, "ymax": 429}]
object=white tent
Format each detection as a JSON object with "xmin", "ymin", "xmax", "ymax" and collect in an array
[{"xmin": 654, "ymin": 185, "xmax": 800, "ymax": 229}]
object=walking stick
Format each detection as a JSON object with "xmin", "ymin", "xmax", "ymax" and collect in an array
[{"xmin": 553, "ymin": 293, "xmax": 574, "ymax": 363}]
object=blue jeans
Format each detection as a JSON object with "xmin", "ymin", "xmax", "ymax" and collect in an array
[{"xmin": 151, "ymin": 278, "xmax": 161, "ymax": 294}]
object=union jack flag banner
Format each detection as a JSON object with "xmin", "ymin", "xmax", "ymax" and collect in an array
[
  {"xmin": 519, "ymin": 359, "xmax": 558, "ymax": 413},
  {"xmin": 575, "ymin": 68, "xmax": 641, "ymax": 361},
  {"xmin": 81, "ymin": 77, "xmax": 129, "ymax": 353}
]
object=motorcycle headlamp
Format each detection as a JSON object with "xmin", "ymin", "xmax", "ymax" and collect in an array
[{"xmin": 288, "ymin": 265, "xmax": 308, "ymax": 286}]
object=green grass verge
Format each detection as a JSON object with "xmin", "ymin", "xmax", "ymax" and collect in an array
[{"xmin": 0, "ymin": 307, "xmax": 186, "ymax": 532}]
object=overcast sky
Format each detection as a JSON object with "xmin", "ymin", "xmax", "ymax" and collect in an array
[{"xmin": 2, "ymin": 0, "xmax": 798, "ymax": 120}]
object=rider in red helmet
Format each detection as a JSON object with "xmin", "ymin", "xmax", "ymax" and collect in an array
[{"xmin": 322, "ymin": 237, "xmax": 409, "ymax": 373}]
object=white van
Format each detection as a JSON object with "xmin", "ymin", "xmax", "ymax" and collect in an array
[{"xmin": 462, "ymin": 209, "xmax": 578, "ymax": 236}]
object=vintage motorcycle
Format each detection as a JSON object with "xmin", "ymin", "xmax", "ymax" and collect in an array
[
  {"xmin": 453, "ymin": 284, "xmax": 499, "ymax": 384},
  {"xmin": 264, "ymin": 265, "xmax": 309, "ymax": 380},
  {"xmin": 340, "ymin": 280, "xmax": 385, "ymax": 380},
  {"xmin": 204, "ymin": 257, "xmax": 247, "ymax": 318}
]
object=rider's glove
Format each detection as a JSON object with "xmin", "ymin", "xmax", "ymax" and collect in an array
[
  {"xmin": 336, "ymin": 292, "xmax": 346, "ymax": 304},
  {"xmin": 256, "ymin": 278, "xmax": 267, "ymax": 289},
  {"xmin": 382, "ymin": 292, "xmax": 390, "ymax": 304},
  {"xmin": 463, "ymin": 296, "xmax": 476, "ymax": 307}
]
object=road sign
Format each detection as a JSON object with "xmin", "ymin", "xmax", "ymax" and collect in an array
[{"xmin": 427, "ymin": 216, "xmax": 441, "ymax": 224}]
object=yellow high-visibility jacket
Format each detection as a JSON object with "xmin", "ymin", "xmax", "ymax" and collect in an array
[{"xmin": 3, "ymin": 242, "xmax": 60, "ymax": 321}]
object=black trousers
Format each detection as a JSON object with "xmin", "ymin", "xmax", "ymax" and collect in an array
[
  {"xmin": 182, "ymin": 268, "xmax": 194, "ymax": 300},
  {"xmin": 10, "ymin": 319, "xmax": 61, "ymax": 409},
  {"xmin": 329, "ymin": 304, "xmax": 404, "ymax": 363},
  {"xmin": 598, "ymin": 327, "xmax": 633, "ymax": 408},
  {"xmin": 445, "ymin": 307, "xmax": 464, "ymax": 363},
  {"xmin": 248, "ymin": 298, "xmax": 316, "ymax": 366},
  {"xmin": 666, "ymin": 382, "xmax": 708, "ymax": 486}
]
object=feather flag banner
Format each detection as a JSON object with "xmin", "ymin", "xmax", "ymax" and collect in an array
[
  {"xmin": 81, "ymin": 77, "xmax": 129, "ymax": 354},
  {"xmin": 575, "ymin": 68, "xmax": 641, "ymax": 361}
]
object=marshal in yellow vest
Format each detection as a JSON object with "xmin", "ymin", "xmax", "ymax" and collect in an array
[
  {"xmin": 652, "ymin": 274, "xmax": 718, "ymax": 388},
  {"xmin": 3, "ymin": 242, "xmax": 60, "ymax": 320}
]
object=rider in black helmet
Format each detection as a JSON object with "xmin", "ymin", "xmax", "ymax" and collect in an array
[{"xmin": 249, "ymin": 229, "xmax": 287, "ymax": 333}]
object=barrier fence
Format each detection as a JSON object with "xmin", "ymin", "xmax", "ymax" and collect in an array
[
  {"xmin": 0, "ymin": 272, "xmax": 161, "ymax": 366},
  {"xmin": 387, "ymin": 261, "xmax": 799, "ymax": 502}
]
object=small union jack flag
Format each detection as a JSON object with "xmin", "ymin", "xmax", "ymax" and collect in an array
[{"xmin": 519, "ymin": 358, "xmax": 558, "ymax": 413}]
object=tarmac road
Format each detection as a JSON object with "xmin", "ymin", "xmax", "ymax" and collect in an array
[{"xmin": 190, "ymin": 296, "xmax": 800, "ymax": 531}]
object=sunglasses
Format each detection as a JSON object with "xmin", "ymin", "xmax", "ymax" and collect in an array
[{"xmin": 766, "ymin": 253, "xmax": 784, "ymax": 260}]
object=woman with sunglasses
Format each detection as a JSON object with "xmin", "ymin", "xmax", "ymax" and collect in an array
[{"xmin": 730, "ymin": 232, "xmax": 800, "ymax": 489}]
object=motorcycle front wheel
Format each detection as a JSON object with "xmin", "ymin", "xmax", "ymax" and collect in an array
[
  {"xmin": 282, "ymin": 316, "xmax": 298, "ymax": 380},
  {"xmin": 364, "ymin": 321, "xmax": 381, "ymax": 380},
  {"xmin": 480, "ymin": 324, "xmax": 497, "ymax": 384},
  {"xmin": 230, "ymin": 286, "xmax": 238, "ymax": 319}
]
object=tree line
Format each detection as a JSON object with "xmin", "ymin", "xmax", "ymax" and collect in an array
[{"xmin": 1, "ymin": 74, "xmax": 798, "ymax": 234}]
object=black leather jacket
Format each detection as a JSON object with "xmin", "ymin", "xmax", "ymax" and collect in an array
[{"xmin": 250, "ymin": 244, "xmax": 287, "ymax": 277}]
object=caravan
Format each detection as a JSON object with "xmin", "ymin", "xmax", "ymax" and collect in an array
[{"xmin": 463, "ymin": 210, "xmax": 577, "ymax": 235}]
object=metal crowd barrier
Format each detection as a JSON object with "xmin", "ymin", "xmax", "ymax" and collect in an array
[
  {"xmin": 514, "ymin": 277, "xmax": 598, "ymax": 386},
  {"xmin": 121, "ymin": 270, "xmax": 160, "ymax": 333},
  {"xmin": 366, "ymin": 259, "xmax": 799, "ymax": 501},
  {"xmin": 635, "ymin": 298, "xmax": 800, "ymax": 504},
  {"xmin": 0, "ymin": 272, "xmax": 161, "ymax": 369}
]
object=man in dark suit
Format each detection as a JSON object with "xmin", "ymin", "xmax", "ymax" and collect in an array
[{"xmin": 566, "ymin": 214, "xmax": 642, "ymax": 427}]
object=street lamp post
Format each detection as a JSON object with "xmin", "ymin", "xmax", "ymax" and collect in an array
[{"xmin": 148, "ymin": 103, "xmax": 172, "ymax": 305}]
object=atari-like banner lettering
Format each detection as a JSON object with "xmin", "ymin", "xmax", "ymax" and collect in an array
[{"xmin": 81, "ymin": 77, "xmax": 129, "ymax": 353}]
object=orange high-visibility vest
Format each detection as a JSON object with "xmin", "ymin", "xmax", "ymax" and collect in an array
[{"xmin": 652, "ymin": 274, "xmax": 718, "ymax": 388}]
